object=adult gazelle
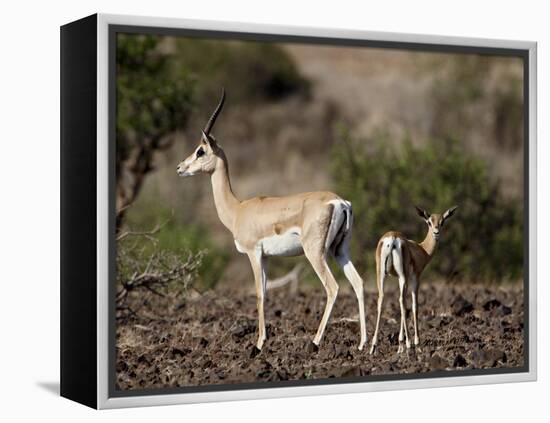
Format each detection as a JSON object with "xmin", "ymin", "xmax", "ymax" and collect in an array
[{"xmin": 177, "ymin": 89, "xmax": 367, "ymax": 352}]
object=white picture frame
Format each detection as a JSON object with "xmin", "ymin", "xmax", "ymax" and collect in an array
[{"xmin": 60, "ymin": 13, "xmax": 537, "ymax": 409}]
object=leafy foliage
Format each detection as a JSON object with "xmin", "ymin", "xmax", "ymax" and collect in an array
[
  {"xmin": 429, "ymin": 55, "xmax": 523, "ymax": 151},
  {"xmin": 331, "ymin": 129, "xmax": 523, "ymax": 282},
  {"xmin": 116, "ymin": 34, "xmax": 196, "ymax": 228},
  {"xmin": 173, "ymin": 38, "xmax": 310, "ymax": 104},
  {"xmin": 116, "ymin": 34, "xmax": 195, "ymax": 162}
]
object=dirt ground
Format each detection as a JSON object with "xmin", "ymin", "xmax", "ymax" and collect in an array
[{"xmin": 116, "ymin": 282, "xmax": 524, "ymax": 391}]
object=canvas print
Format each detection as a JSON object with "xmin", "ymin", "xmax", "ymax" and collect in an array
[{"xmin": 114, "ymin": 32, "xmax": 525, "ymax": 392}]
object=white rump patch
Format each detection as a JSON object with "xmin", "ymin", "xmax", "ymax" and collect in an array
[
  {"xmin": 325, "ymin": 199, "xmax": 352, "ymax": 251},
  {"xmin": 380, "ymin": 236, "xmax": 400, "ymax": 274},
  {"xmin": 259, "ymin": 228, "xmax": 303, "ymax": 257}
]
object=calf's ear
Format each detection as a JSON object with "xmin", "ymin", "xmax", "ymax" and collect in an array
[
  {"xmin": 442, "ymin": 205, "xmax": 458, "ymax": 222},
  {"xmin": 415, "ymin": 205, "xmax": 430, "ymax": 220}
]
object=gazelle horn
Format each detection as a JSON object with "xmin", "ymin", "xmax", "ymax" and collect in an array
[{"xmin": 203, "ymin": 88, "xmax": 226, "ymax": 136}]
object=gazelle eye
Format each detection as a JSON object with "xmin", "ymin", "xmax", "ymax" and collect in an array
[{"xmin": 196, "ymin": 148, "xmax": 205, "ymax": 158}]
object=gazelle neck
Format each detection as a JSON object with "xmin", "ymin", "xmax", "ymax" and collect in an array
[
  {"xmin": 210, "ymin": 154, "xmax": 240, "ymax": 233},
  {"xmin": 419, "ymin": 229, "xmax": 438, "ymax": 258}
]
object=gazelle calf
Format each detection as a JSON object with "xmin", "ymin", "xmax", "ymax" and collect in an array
[
  {"xmin": 369, "ymin": 205, "xmax": 458, "ymax": 354},
  {"xmin": 177, "ymin": 89, "xmax": 367, "ymax": 352}
]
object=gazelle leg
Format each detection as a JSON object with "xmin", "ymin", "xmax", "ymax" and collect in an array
[
  {"xmin": 335, "ymin": 252, "xmax": 367, "ymax": 350},
  {"xmin": 247, "ymin": 250, "xmax": 267, "ymax": 350},
  {"xmin": 304, "ymin": 249, "xmax": 339, "ymax": 347},
  {"xmin": 370, "ymin": 264, "xmax": 385, "ymax": 354},
  {"xmin": 397, "ymin": 277, "xmax": 411, "ymax": 353},
  {"xmin": 332, "ymin": 208, "xmax": 367, "ymax": 351},
  {"xmin": 411, "ymin": 276, "xmax": 420, "ymax": 348},
  {"xmin": 392, "ymin": 248, "xmax": 410, "ymax": 353}
]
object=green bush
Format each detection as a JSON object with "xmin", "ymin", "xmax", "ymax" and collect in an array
[
  {"xmin": 429, "ymin": 55, "xmax": 523, "ymax": 151},
  {"xmin": 173, "ymin": 38, "xmax": 310, "ymax": 104},
  {"xmin": 331, "ymin": 128, "xmax": 523, "ymax": 283},
  {"xmin": 117, "ymin": 34, "xmax": 196, "ymax": 164},
  {"xmin": 115, "ymin": 34, "xmax": 197, "ymax": 229},
  {"xmin": 124, "ymin": 204, "xmax": 230, "ymax": 291}
]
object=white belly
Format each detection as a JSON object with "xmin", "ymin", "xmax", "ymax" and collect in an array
[{"xmin": 259, "ymin": 229, "xmax": 303, "ymax": 257}]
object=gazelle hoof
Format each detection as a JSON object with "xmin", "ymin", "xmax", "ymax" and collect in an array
[
  {"xmin": 397, "ymin": 344, "xmax": 404, "ymax": 354},
  {"xmin": 250, "ymin": 346, "xmax": 261, "ymax": 358},
  {"xmin": 256, "ymin": 337, "xmax": 265, "ymax": 351},
  {"xmin": 307, "ymin": 341, "xmax": 320, "ymax": 353},
  {"xmin": 369, "ymin": 344, "xmax": 377, "ymax": 355}
]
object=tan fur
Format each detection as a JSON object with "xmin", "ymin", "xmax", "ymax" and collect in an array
[{"xmin": 233, "ymin": 191, "xmax": 340, "ymax": 252}]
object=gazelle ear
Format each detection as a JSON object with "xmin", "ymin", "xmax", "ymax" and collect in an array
[
  {"xmin": 415, "ymin": 205, "xmax": 430, "ymax": 220},
  {"xmin": 442, "ymin": 205, "xmax": 458, "ymax": 222},
  {"xmin": 201, "ymin": 131, "xmax": 216, "ymax": 147}
]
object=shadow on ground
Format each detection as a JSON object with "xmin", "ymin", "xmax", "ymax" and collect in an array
[{"xmin": 36, "ymin": 381, "xmax": 60, "ymax": 396}]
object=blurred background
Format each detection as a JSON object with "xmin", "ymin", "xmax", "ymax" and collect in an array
[{"xmin": 115, "ymin": 33, "xmax": 524, "ymax": 291}]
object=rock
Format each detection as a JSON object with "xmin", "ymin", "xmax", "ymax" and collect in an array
[
  {"xmin": 451, "ymin": 295, "xmax": 474, "ymax": 316},
  {"xmin": 333, "ymin": 344, "xmax": 347, "ymax": 358},
  {"xmin": 193, "ymin": 337, "xmax": 209, "ymax": 349},
  {"xmin": 341, "ymin": 365, "xmax": 362, "ymax": 378},
  {"xmin": 276, "ymin": 368, "xmax": 290, "ymax": 380},
  {"xmin": 256, "ymin": 361, "xmax": 273, "ymax": 379},
  {"xmin": 470, "ymin": 348, "xmax": 507, "ymax": 367},
  {"xmin": 137, "ymin": 354, "xmax": 149, "ymax": 364},
  {"xmin": 453, "ymin": 354, "xmax": 468, "ymax": 367},
  {"xmin": 429, "ymin": 354, "xmax": 448, "ymax": 370},
  {"xmin": 483, "ymin": 299, "xmax": 502, "ymax": 311},
  {"xmin": 231, "ymin": 317, "xmax": 256, "ymax": 340},
  {"xmin": 249, "ymin": 346, "xmax": 261, "ymax": 359},
  {"xmin": 171, "ymin": 347, "xmax": 190, "ymax": 357},
  {"xmin": 256, "ymin": 368, "xmax": 272, "ymax": 379},
  {"xmin": 387, "ymin": 332, "xmax": 399, "ymax": 345},
  {"xmin": 498, "ymin": 305, "xmax": 512, "ymax": 316},
  {"xmin": 430, "ymin": 315, "xmax": 453, "ymax": 328},
  {"xmin": 483, "ymin": 299, "xmax": 512, "ymax": 316},
  {"xmin": 488, "ymin": 349, "xmax": 507, "ymax": 365},
  {"xmin": 307, "ymin": 341, "xmax": 320, "ymax": 353}
]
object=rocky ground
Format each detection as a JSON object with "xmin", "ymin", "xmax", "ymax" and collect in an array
[{"xmin": 116, "ymin": 282, "xmax": 524, "ymax": 390}]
